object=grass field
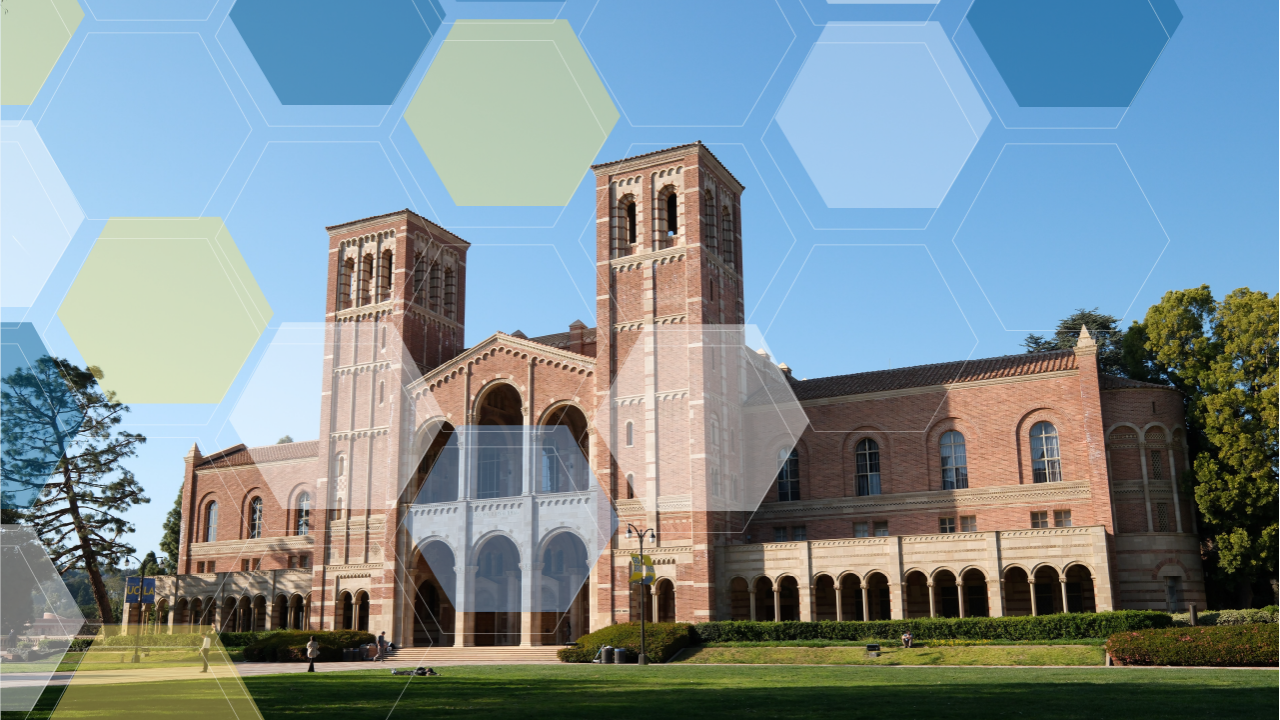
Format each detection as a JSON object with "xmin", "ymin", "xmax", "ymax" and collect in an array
[
  {"xmin": 674, "ymin": 644, "xmax": 1105, "ymax": 665},
  {"xmin": 5, "ymin": 664, "xmax": 1275, "ymax": 720}
]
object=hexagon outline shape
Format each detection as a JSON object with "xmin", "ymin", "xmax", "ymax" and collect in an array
[
  {"xmin": 403, "ymin": 19, "xmax": 619, "ymax": 207},
  {"xmin": 948, "ymin": 142, "xmax": 1172, "ymax": 333},
  {"xmin": 80, "ymin": 0, "xmax": 221, "ymax": 22},
  {"xmin": 578, "ymin": 0, "xmax": 798, "ymax": 128},
  {"xmin": 0, "ymin": 0, "xmax": 85, "ymax": 106},
  {"xmin": 761, "ymin": 242, "xmax": 982, "ymax": 434},
  {"xmin": 763, "ymin": 21, "xmax": 992, "ymax": 230},
  {"xmin": 57, "ymin": 217, "xmax": 272, "ymax": 404},
  {"xmin": 952, "ymin": 1, "xmax": 1181, "ymax": 130}
]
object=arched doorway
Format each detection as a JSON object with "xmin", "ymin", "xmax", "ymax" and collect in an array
[
  {"xmin": 289, "ymin": 594, "xmax": 306, "ymax": 629},
  {"xmin": 777, "ymin": 576, "xmax": 800, "ymax": 621},
  {"xmin": 904, "ymin": 571, "xmax": 930, "ymax": 618},
  {"xmin": 188, "ymin": 598, "xmax": 203, "ymax": 629},
  {"xmin": 339, "ymin": 592, "xmax": 354, "ymax": 630},
  {"xmin": 540, "ymin": 405, "xmax": 590, "ymax": 493},
  {"xmin": 221, "ymin": 597, "xmax": 238, "ymax": 631},
  {"xmin": 475, "ymin": 384, "xmax": 524, "ymax": 499},
  {"xmin": 865, "ymin": 573, "xmax": 890, "ymax": 620},
  {"xmin": 412, "ymin": 421, "xmax": 458, "ymax": 504},
  {"xmin": 1033, "ymin": 566, "xmax": 1062, "ymax": 615},
  {"xmin": 813, "ymin": 575, "xmax": 837, "ymax": 621},
  {"xmin": 273, "ymin": 595, "xmax": 288, "ymax": 630},
  {"xmin": 1064, "ymin": 565, "xmax": 1096, "ymax": 613},
  {"xmin": 839, "ymin": 574, "xmax": 864, "ymax": 621},
  {"xmin": 252, "ymin": 596, "xmax": 267, "ymax": 631},
  {"xmin": 932, "ymin": 570, "xmax": 959, "ymax": 618},
  {"xmin": 539, "ymin": 531, "xmax": 590, "ymax": 643},
  {"xmin": 413, "ymin": 541, "xmax": 457, "ymax": 647},
  {"xmin": 753, "ymin": 577, "xmax": 774, "ymax": 621},
  {"xmin": 174, "ymin": 598, "xmax": 189, "ymax": 629},
  {"xmin": 730, "ymin": 577, "xmax": 751, "ymax": 620},
  {"xmin": 961, "ymin": 569, "xmax": 990, "ymax": 617},
  {"xmin": 655, "ymin": 578, "xmax": 676, "ymax": 623},
  {"xmin": 473, "ymin": 534, "xmax": 521, "ymax": 646},
  {"xmin": 1003, "ymin": 567, "xmax": 1032, "ymax": 616},
  {"xmin": 354, "ymin": 591, "xmax": 370, "ymax": 632}
]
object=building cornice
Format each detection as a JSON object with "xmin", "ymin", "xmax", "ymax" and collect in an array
[{"xmin": 799, "ymin": 369, "xmax": 1080, "ymax": 408}]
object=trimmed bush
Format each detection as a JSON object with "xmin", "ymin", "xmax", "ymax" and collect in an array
[
  {"xmin": 558, "ymin": 622, "xmax": 693, "ymax": 663},
  {"xmin": 1171, "ymin": 607, "xmax": 1279, "ymax": 627},
  {"xmin": 242, "ymin": 630, "xmax": 374, "ymax": 662},
  {"xmin": 692, "ymin": 611, "xmax": 1171, "ymax": 643},
  {"xmin": 1106, "ymin": 624, "xmax": 1278, "ymax": 666}
]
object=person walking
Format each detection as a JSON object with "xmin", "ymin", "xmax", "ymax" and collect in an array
[
  {"xmin": 199, "ymin": 632, "xmax": 212, "ymax": 673},
  {"xmin": 306, "ymin": 636, "xmax": 319, "ymax": 672},
  {"xmin": 376, "ymin": 631, "xmax": 388, "ymax": 662}
]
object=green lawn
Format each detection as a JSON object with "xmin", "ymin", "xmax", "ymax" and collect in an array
[
  {"xmin": 5, "ymin": 665, "xmax": 1275, "ymax": 720},
  {"xmin": 675, "ymin": 644, "xmax": 1105, "ymax": 666}
]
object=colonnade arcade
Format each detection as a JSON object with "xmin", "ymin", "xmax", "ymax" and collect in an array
[
  {"xmin": 728, "ymin": 563, "xmax": 1097, "ymax": 621},
  {"xmin": 130, "ymin": 593, "xmax": 312, "ymax": 633}
]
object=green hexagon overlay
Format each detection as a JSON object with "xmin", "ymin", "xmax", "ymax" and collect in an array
[
  {"xmin": 1, "ymin": 0, "xmax": 84, "ymax": 106},
  {"xmin": 404, "ymin": 20, "xmax": 619, "ymax": 206},
  {"xmin": 58, "ymin": 218, "xmax": 272, "ymax": 404}
]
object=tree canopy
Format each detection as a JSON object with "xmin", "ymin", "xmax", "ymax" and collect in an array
[{"xmin": 1023, "ymin": 307, "xmax": 1127, "ymax": 376}]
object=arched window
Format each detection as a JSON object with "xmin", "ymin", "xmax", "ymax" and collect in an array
[
  {"xmin": 204, "ymin": 501, "xmax": 218, "ymax": 543},
  {"xmin": 625, "ymin": 473, "xmax": 635, "ymax": 500},
  {"xmin": 376, "ymin": 249, "xmax": 393, "ymax": 303},
  {"xmin": 1030, "ymin": 422, "xmax": 1062, "ymax": 483},
  {"xmin": 940, "ymin": 431, "xmax": 968, "ymax": 490},
  {"xmin": 541, "ymin": 445, "xmax": 560, "ymax": 494},
  {"xmin": 625, "ymin": 421, "xmax": 634, "ymax": 447},
  {"xmin": 703, "ymin": 191, "xmax": 718, "ymax": 254},
  {"xmin": 295, "ymin": 492, "xmax": 311, "ymax": 536},
  {"xmin": 627, "ymin": 201, "xmax": 637, "ymax": 245},
  {"xmin": 412, "ymin": 252, "xmax": 425, "ymax": 305},
  {"xmin": 357, "ymin": 254, "xmax": 373, "ymax": 306},
  {"xmin": 247, "ymin": 497, "xmax": 264, "ymax": 539},
  {"xmin": 338, "ymin": 257, "xmax": 354, "ymax": 310},
  {"xmin": 428, "ymin": 262, "xmax": 442, "ymax": 313},
  {"xmin": 443, "ymin": 268, "xmax": 457, "ymax": 320},
  {"xmin": 776, "ymin": 448, "xmax": 800, "ymax": 502},
  {"xmin": 663, "ymin": 190, "xmax": 678, "ymax": 249},
  {"xmin": 721, "ymin": 206, "xmax": 735, "ymax": 267},
  {"xmin": 855, "ymin": 439, "xmax": 881, "ymax": 496}
]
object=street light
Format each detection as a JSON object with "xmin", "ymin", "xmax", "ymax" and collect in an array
[{"xmin": 625, "ymin": 523, "xmax": 655, "ymax": 665}]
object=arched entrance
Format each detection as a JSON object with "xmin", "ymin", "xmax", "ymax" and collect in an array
[
  {"xmin": 904, "ymin": 571, "xmax": 930, "ymax": 618},
  {"xmin": 539, "ymin": 531, "xmax": 590, "ymax": 643},
  {"xmin": 540, "ymin": 405, "xmax": 590, "ymax": 493},
  {"xmin": 961, "ymin": 569, "xmax": 990, "ymax": 617},
  {"xmin": 412, "ymin": 421, "xmax": 458, "ymax": 504},
  {"xmin": 729, "ymin": 577, "xmax": 750, "ymax": 620},
  {"xmin": 354, "ymin": 591, "xmax": 370, "ymax": 632},
  {"xmin": 813, "ymin": 575, "xmax": 836, "ymax": 621},
  {"xmin": 252, "ymin": 596, "xmax": 267, "ymax": 631},
  {"xmin": 932, "ymin": 570, "xmax": 959, "ymax": 618},
  {"xmin": 475, "ymin": 384, "xmax": 523, "ymax": 499},
  {"xmin": 1003, "ymin": 567, "xmax": 1032, "ymax": 616},
  {"xmin": 1064, "ymin": 565, "xmax": 1097, "ymax": 613},
  {"xmin": 839, "ymin": 574, "xmax": 865, "ymax": 621},
  {"xmin": 412, "ymin": 541, "xmax": 457, "ymax": 647},
  {"xmin": 753, "ymin": 577, "xmax": 774, "ymax": 621},
  {"xmin": 473, "ymin": 534, "xmax": 521, "ymax": 646},
  {"xmin": 777, "ymin": 576, "xmax": 800, "ymax": 621},
  {"xmin": 273, "ymin": 595, "xmax": 288, "ymax": 630},
  {"xmin": 865, "ymin": 573, "xmax": 891, "ymax": 620},
  {"xmin": 655, "ymin": 578, "xmax": 676, "ymax": 623},
  {"xmin": 1033, "ymin": 566, "xmax": 1063, "ymax": 615},
  {"xmin": 339, "ymin": 592, "xmax": 354, "ymax": 630}
]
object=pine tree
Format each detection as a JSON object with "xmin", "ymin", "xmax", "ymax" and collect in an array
[
  {"xmin": 159, "ymin": 488, "xmax": 182, "ymax": 575},
  {"xmin": 1023, "ymin": 307, "xmax": 1127, "ymax": 376},
  {"xmin": 2, "ymin": 357, "xmax": 148, "ymax": 625}
]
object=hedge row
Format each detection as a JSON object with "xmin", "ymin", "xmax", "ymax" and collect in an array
[
  {"xmin": 692, "ymin": 611, "xmax": 1171, "ymax": 642},
  {"xmin": 1106, "ymin": 624, "xmax": 1278, "ymax": 666},
  {"xmin": 1170, "ymin": 606, "xmax": 1279, "ymax": 627},
  {"xmin": 242, "ymin": 630, "xmax": 375, "ymax": 662},
  {"xmin": 558, "ymin": 623, "xmax": 693, "ymax": 663}
]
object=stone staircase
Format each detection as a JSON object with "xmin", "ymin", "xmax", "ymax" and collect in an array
[{"xmin": 385, "ymin": 645, "xmax": 564, "ymax": 665}]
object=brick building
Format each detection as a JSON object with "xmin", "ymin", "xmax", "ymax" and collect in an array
[{"xmin": 147, "ymin": 144, "xmax": 1203, "ymax": 649}]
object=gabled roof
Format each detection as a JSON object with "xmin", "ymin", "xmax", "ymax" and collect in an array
[
  {"xmin": 789, "ymin": 350, "xmax": 1078, "ymax": 402},
  {"xmin": 528, "ymin": 326, "xmax": 597, "ymax": 350},
  {"xmin": 196, "ymin": 440, "xmax": 320, "ymax": 469},
  {"xmin": 1101, "ymin": 374, "xmax": 1177, "ymax": 391},
  {"xmin": 590, "ymin": 142, "xmax": 744, "ymax": 191}
]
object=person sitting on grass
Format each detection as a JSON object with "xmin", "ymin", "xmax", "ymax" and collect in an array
[{"xmin": 901, "ymin": 631, "xmax": 914, "ymax": 649}]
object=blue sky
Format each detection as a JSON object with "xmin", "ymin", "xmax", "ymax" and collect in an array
[{"xmin": 1, "ymin": 0, "xmax": 1275, "ymax": 558}]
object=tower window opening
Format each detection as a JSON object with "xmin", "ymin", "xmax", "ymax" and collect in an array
[
  {"xmin": 627, "ymin": 201, "xmax": 637, "ymax": 245},
  {"xmin": 358, "ymin": 254, "xmax": 373, "ymax": 306},
  {"xmin": 666, "ymin": 192, "xmax": 678, "ymax": 235},
  {"xmin": 443, "ymin": 267, "xmax": 457, "ymax": 320},
  {"xmin": 428, "ymin": 262, "xmax": 442, "ymax": 313},
  {"xmin": 721, "ymin": 206, "xmax": 735, "ymax": 267},
  {"xmin": 703, "ymin": 191, "xmax": 718, "ymax": 255},
  {"xmin": 376, "ymin": 249, "xmax": 393, "ymax": 303},
  {"xmin": 338, "ymin": 257, "xmax": 355, "ymax": 310},
  {"xmin": 412, "ymin": 252, "xmax": 426, "ymax": 305}
]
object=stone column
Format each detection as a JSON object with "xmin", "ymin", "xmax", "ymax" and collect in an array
[
  {"xmin": 798, "ymin": 580, "xmax": 813, "ymax": 622},
  {"xmin": 650, "ymin": 584, "xmax": 659, "ymax": 623},
  {"xmin": 990, "ymin": 577, "xmax": 1006, "ymax": 618},
  {"xmin": 122, "ymin": 602, "xmax": 135, "ymax": 634},
  {"xmin": 834, "ymin": 583, "xmax": 843, "ymax": 622},
  {"xmin": 861, "ymin": 584, "xmax": 870, "ymax": 621},
  {"xmin": 889, "ymin": 582, "xmax": 904, "ymax": 620},
  {"xmin": 1060, "ymin": 576, "xmax": 1070, "ymax": 614},
  {"xmin": 459, "ymin": 565, "xmax": 477, "ymax": 646},
  {"xmin": 1028, "ymin": 578, "xmax": 1039, "ymax": 616},
  {"xmin": 748, "ymin": 587, "xmax": 757, "ymax": 621},
  {"xmin": 772, "ymin": 586, "xmax": 781, "ymax": 622},
  {"xmin": 956, "ymin": 580, "xmax": 966, "ymax": 618},
  {"xmin": 167, "ymin": 597, "xmax": 177, "ymax": 633},
  {"xmin": 927, "ymin": 582, "xmax": 936, "ymax": 618},
  {"xmin": 1165, "ymin": 441, "xmax": 1184, "ymax": 533}
]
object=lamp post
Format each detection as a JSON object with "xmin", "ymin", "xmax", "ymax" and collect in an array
[
  {"xmin": 625, "ymin": 523, "xmax": 655, "ymax": 665},
  {"xmin": 122, "ymin": 554, "xmax": 167, "ymax": 663}
]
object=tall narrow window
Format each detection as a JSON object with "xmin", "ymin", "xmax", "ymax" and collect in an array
[
  {"xmin": 625, "ymin": 473, "xmax": 635, "ymax": 500},
  {"xmin": 376, "ymin": 249, "xmax": 393, "ymax": 303},
  {"xmin": 625, "ymin": 421, "xmax": 634, "ymax": 447},
  {"xmin": 776, "ymin": 448, "xmax": 800, "ymax": 501},
  {"xmin": 1149, "ymin": 450, "xmax": 1163, "ymax": 480},
  {"xmin": 358, "ymin": 254, "xmax": 373, "ymax": 306},
  {"xmin": 626, "ymin": 201, "xmax": 637, "ymax": 245},
  {"xmin": 204, "ymin": 501, "xmax": 218, "ymax": 543},
  {"xmin": 940, "ymin": 431, "xmax": 968, "ymax": 490},
  {"xmin": 541, "ymin": 445, "xmax": 560, "ymax": 494},
  {"xmin": 1030, "ymin": 422, "xmax": 1062, "ymax": 483},
  {"xmin": 248, "ymin": 497, "xmax": 264, "ymax": 539},
  {"xmin": 703, "ymin": 191, "xmax": 718, "ymax": 254},
  {"xmin": 443, "ymin": 267, "xmax": 457, "ymax": 320},
  {"xmin": 721, "ymin": 206, "xmax": 735, "ymax": 267},
  {"xmin": 856, "ymin": 439, "xmax": 881, "ymax": 496},
  {"xmin": 428, "ymin": 262, "xmax": 442, "ymax": 313},
  {"xmin": 412, "ymin": 252, "xmax": 425, "ymax": 305},
  {"xmin": 1156, "ymin": 503, "xmax": 1169, "ymax": 532},
  {"xmin": 295, "ymin": 492, "xmax": 311, "ymax": 536},
  {"xmin": 338, "ymin": 258, "xmax": 354, "ymax": 310},
  {"xmin": 665, "ymin": 192, "xmax": 678, "ymax": 235}
]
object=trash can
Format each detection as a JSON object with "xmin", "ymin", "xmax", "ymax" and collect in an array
[
  {"xmin": 601, "ymin": 646, "xmax": 614, "ymax": 664},
  {"xmin": 613, "ymin": 647, "xmax": 628, "ymax": 664}
]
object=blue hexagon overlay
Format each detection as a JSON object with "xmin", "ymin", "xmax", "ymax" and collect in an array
[
  {"xmin": 580, "ymin": 0, "xmax": 794, "ymax": 126},
  {"xmin": 38, "ymin": 33, "xmax": 251, "ymax": 218},
  {"xmin": 229, "ymin": 0, "xmax": 443, "ymax": 106},
  {"xmin": 1, "ymin": 121, "xmax": 84, "ymax": 309},
  {"xmin": 951, "ymin": 144, "xmax": 1170, "ymax": 332},
  {"xmin": 956, "ymin": 0, "xmax": 1181, "ymax": 128},
  {"xmin": 767, "ymin": 22, "xmax": 990, "ymax": 228},
  {"xmin": 1, "ymin": 323, "xmax": 85, "ymax": 510}
]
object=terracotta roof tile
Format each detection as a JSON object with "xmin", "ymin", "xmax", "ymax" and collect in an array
[
  {"xmin": 790, "ymin": 350, "xmax": 1078, "ymax": 402},
  {"xmin": 196, "ymin": 440, "xmax": 319, "ymax": 469},
  {"xmin": 1101, "ymin": 374, "xmax": 1177, "ymax": 391}
]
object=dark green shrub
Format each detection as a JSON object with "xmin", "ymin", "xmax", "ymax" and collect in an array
[
  {"xmin": 242, "ymin": 630, "xmax": 374, "ymax": 662},
  {"xmin": 692, "ymin": 611, "xmax": 1170, "ymax": 643},
  {"xmin": 1106, "ymin": 624, "xmax": 1278, "ymax": 666},
  {"xmin": 557, "ymin": 622, "xmax": 693, "ymax": 663}
]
